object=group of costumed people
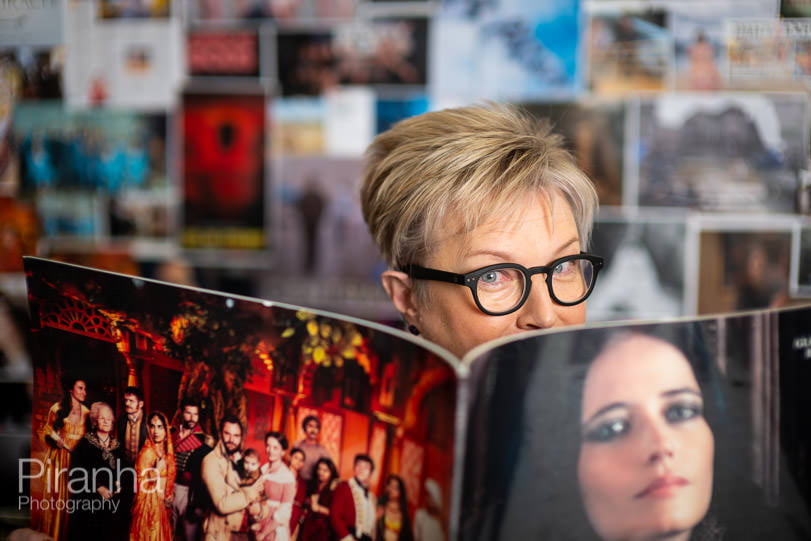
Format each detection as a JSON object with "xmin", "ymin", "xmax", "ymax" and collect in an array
[{"xmin": 34, "ymin": 378, "xmax": 176, "ymax": 541}]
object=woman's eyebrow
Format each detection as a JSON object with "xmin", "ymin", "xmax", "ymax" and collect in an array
[
  {"xmin": 582, "ymin": 401, "xmax": 627, "ymax": 425},
  {"xmin": 661, "ymin": 388, "xmax": 702, "ymax": 399}
]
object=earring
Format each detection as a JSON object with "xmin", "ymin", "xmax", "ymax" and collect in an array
[{"xmin": 407, "ymin": 324, "xmax": 420, "ymax": 336}]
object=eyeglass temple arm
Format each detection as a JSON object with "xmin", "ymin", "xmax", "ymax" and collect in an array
[{"xmin": 400, "ymin": 265, "xmax": 467, "ymax": 285}]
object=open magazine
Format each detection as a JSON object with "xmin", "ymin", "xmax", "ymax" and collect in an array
[{"xmin": 20, "ymin": 257, "xmax": 811, "ymax": 540}]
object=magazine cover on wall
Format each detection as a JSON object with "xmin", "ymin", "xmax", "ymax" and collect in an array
[
  {"xmin": 22, "ymin": 256, "xmax": 457, "ymax": 541},
  {"xmin": 12, "ymin": 102, "xmax": 170, "ymax": 239},
  {"xmin": 782, "ymin": 0, "xmax": 811, "ymax": 16},
  {"xmin": 586, "ymin": 212, "xmax": 687, "ymax": 322},
  {"xmin": 585, "ymin": 3, "xmax": 670, "ymax": 95},
  {"xmin": 431, "ymin": 1, "xmax": 581, "ymax": 101},
  {"xmin": 0, "ymin": 0, "xmax": 63, "ymax": 47},
  {"xmin": 725, "ymin": 18, "xmax": 811, "ymax": 90},
  {"xmin": 267, "ymin": 155, "xmax": 393, "ymax": 321},
  {"xmin": 520, "ymin": 99, "xmax": 625, "ymax": 207},
  {"xmin": 186, "ymin": 27, "xmax": 260, "ymax": 78},
  {"xmin": 670, "ymin": 1, "xmax": 779, "ymax": 91},
  {"xmin": 636, "ymin": 92, "xmax": 809, "ymax": 212},
  {"xmin": 181, "ymin": 92, "xmax": 267, "ymax": 250},
  {"xmin": 274, "ymin": 16, "xmax": 428, "ymax": 96},
  {"xmin": 0, "ymin": 47, "xmax": 63, "ymax": 100},
  {"xmin": 63, "ymin": 1, "xmax": 184, "ymax": 109},
  {"xmin": 97, "ymin": 0, "xmax": 172, "ymax": 18},
  {"xmin": 457, "ymin": 307, "xmax": 811, "ymax": 539},
  {"xmin": 692, "ymin": 217, "xmax": 795, "ymax": 315},
  {"xmin": 185, "ymin": 0, "xmax": 356, "ymax": 22},
  {"xmin": 271, "ymin": 96, "xmax": 326, "ymax": 156}
]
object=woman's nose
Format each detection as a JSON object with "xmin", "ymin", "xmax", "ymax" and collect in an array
[
  {"xmin": 515, "ymin": 276, "xmax": 558, "ymax": 330},
  {"xmin": 644, "ymin": 419, "xmax": 675, "ymax": 465}
]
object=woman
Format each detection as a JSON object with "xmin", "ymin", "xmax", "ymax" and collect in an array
[
  {"xmin": 69, "ymin": 402, "xmax": 124, "ymax": 540},
  {"xmin": 34, "ymin": 377, "xmax": 89, "ymax": 541},
  {"xmin": 577, "ymin": 331, "xmax": 715, "ymax": 541},
  {"xmin": 130, "ymin": 411, "xmax": 176, "ymax": 541},
  {"xmin": 299, "ymin": 457, "xmax": 339, "ymax": 541},
  {"xmin": 288, "ymin": 447, "xmax": 308, "ymax": 539},
  {"xmin": 376, "ymin": 474, "xmax": 413, "ymax": 541},
  {"xmin": 253, "ymin": 431, "xmax": 296, "ymax": 541},
  {"xmin": 361, "ymin": 103, "xmax": 602, "ymax": 358}
]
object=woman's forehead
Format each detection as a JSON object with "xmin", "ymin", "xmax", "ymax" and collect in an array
[
  {"xmin": 431, "ymin": 191, "xmax": 567, "ymax": 259},
  {"xmin": 581, "ymin": 336, "xmax": 698, "ymax": 410}
]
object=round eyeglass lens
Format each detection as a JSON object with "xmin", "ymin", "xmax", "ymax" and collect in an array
[
  {"xmin": 475, "ymin": 267, "xmax": 526, "ymax": 313},
  {"xmin": 551, "ymin": 257, "xmax": 594, "ymax": 303}
]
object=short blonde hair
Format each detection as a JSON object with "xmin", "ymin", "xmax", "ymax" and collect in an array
[{"xmin": 361, "ymin": 102, "xmax": 599, "ymax": 269}]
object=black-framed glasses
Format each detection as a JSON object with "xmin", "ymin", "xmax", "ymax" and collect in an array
[{"xmin": 401, "ymin": 253, "xmax": 604, "ymax": 316}]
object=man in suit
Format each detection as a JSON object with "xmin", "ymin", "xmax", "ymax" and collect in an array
[
  {"xmin": 116, "ymin": 386, "xmax": 148, "ymax": 534},
  {"xmin": 116, "ymin": 385, "xmax": 148, "ymax": 464},
  {"xmin": 330, "ymin": 454, "xmax": 376, "ymax": 541}
]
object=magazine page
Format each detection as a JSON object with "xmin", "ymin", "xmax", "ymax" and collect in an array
[
  {"xmin": 20, "ymin": 257, "xmax": 460, "ymax": 541},
  {"xmin": 457, "ymin": 304, "xmax": 811, "ymax": 540}
]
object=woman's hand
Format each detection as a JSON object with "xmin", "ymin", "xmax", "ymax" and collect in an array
[{"xmin": 97, "ymin": 486, "xmax": 113, "ymax": 500}]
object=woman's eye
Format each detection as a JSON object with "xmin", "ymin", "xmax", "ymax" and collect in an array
[
  {"xmin": 479, "ymin": 269, "xmax": 510, "ymax": 286},
  {"xmin": 481, "ymin": 271, "xmax": 500, "ymax": 283},
  {"xmin": 664, "ymin": 402, "xmax": 702, "ymax": 423},
  {"xmin": 553, "ymin": 260, "xmax": 575, "ymax": 275},
  {"xmin": 583, "ymin": 418, "xmax": 629, "ymax": 443}
]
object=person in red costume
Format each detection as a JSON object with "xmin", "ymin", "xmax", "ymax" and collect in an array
[{"xmin": 330, "ymin": 454, "xmax": 376, "ymax": 541}]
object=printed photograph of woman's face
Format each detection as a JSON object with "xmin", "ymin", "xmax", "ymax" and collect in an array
[{"xmin": 577, "ymin": 333, "xmax": 714, "ymax": 541}]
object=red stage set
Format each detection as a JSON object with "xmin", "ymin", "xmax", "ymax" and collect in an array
[{"xmin": 26, "ymin": 268, "xmax": 457, "ymax": 525}]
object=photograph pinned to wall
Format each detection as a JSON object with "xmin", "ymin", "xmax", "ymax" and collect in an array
[
  {"xmin": 274, "ymin": 16, "xmax": 428, "ymax": 96},
  {"xmin": 34, "ymin": 191, "xmax": 105, "ymax": 239},
  {"xmin": 520, "ymin": 98, "xmax": 625, "ymax": 206},
  {"xmin": 97, "ymin": 0, "xmax": 171, "ymax": 18},
  {"xmin": 636, "ymin": 92, "xmax": 809, "ymax": 212},
  {"xmin": 63, "ymin": 1, "xmax": 184, "ymax": 109},
  {"xmin": 0, "ymin": 57, "xmax": 20, "ymax": 196},
  {"xmin": 724, "ymin": 18, "xmax": 811, "ymax": 91},
  {"xmin": 12, "ymin": 103, "xmax": 171, "ymax": 239},
  {"xmin": 332, "ymin": 15, "xmax": 429, "ymax": 87},
  {"xmin": 0, "ymin": 46, "xmax": 63, "ymax": 100},
  {"xmin": 0, "ymin": 0, "xmax": 63, "ymax": 47},
  {"xmin": 186, "ymin": 0, "xmax": 357, "ymax": 22},
  {"xmin": 376, "ymin": 91, "xmax": 429, "ymax": 134},
  {"xmin": 670, "ymin": 1, "xmax": 779, "ymax": 91},
  {"xmin": 782, "ymin": 0, "xmax": 811, "ymax": 16},
  {"xmin": 586, "ymin": 211, "xmax": 688, "ymax": 322},
  {"xmin": 0, "ymin": 197, "xmax": 39, "ymax": 272},
  {"xmin": 271, "ymin": 96, "xmax": 326, "ymax": 156},
  {"xmin": 671, "ymin": 10, "xmax": 724, "ymax": 90},
  {"xmin": 187, "ymin": 28, "xmax": 260, "ymax": 78},
  {"xmin": 791, "ymin": 221, "xmax": 811, "ymax": 298},
  {"xmin": 181, "ymin": 92, "xmax": 267, "ymax": 250},
  {"xmin": 275, "ymin": 25, "xmax": 340, "ymax": 96},
  {"xmin": 693, "ymin": 217, "xmax": 794, "ymax": 315},
  {"xmin": 324, "ymin": 85, "xmax": 376, "ymax": 157},
  {"xmin": 431, "ymin": 2, "xmax": 581, "ymax": 101},
  {"xmin": 585, "ymin": 2, "xmax": 670, "ymax": 95},
  {"xmin": 267, "ymin": 155, "xmax": 392, "ymax": 321}
]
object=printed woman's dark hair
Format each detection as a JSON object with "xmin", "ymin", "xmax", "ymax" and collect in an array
[
  {"xmin": 53, "ymin": 376, "xmax": 85, "ymax": 431},
  {"xmin": 307, "ymin": 457, "xmax": 339, "ymax": 496}
]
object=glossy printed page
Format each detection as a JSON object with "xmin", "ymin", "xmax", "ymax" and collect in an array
[
  {"xmin": 457, "ymin": 304, "xmax": 811, "ymax": 540},
  {"xmin": 21, "ymin": 257, "xmax": 459, "ymax": 541}
]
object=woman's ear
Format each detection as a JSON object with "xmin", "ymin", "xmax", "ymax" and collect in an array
[{"xmin": 381, "ymin": 270, "xmax": 418, "ymax": 320}]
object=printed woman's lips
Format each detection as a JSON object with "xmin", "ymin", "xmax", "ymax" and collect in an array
[{"xmin": 635, "ymin": 475, "xmax": 689, "ymax": 498}]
